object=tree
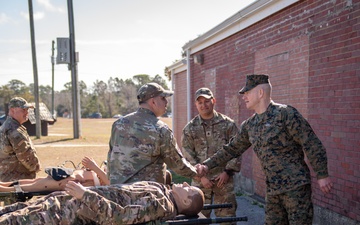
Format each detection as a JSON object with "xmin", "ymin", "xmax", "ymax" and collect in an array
[
  {"xmin": 0, "ymin": 80, "xmax": 33, "ymax": 114},
  {"xmin": 8, "ymin": 79, "xmax": 30, "ymax": 96},
  {"xmin": 0, "ymin": 85, "xmax": 15, "ymax": 104},
  {"xmin": 118, "ymin": 82, "xmax": 138, "ymax": 115},
  {"xmin": 132, "ymin": 74, "xmax": 152, "ymax": 89},
  {"xmin": 0, "ymin": 73, "xmax": 171, "ymax": 118},
  {"xmin": 89, "ymin": 80, "xmax": 107, "ymax": 116},
  {"xmin": 55, "ymin": 82, "xmax": 73, "ymax": 118},
  {"xmin": 36, "ymin": 85, "xmax": 52, "ymax": 107},
  {"xmin": 152, "ymin": 74, "xmax": 169, "ymax": 90},
  {"xmin": 83, "ymin": 95, "xmax": 103, "ymax": 118},
  {"xmin": 56, "ymin": 104, "xmax": 67, "ymax": 117}
]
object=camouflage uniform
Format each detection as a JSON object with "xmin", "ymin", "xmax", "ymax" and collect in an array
[
  {"xmin": 203, "ymin": 101, "xmax": 329, "ymax": 225},
  {"xmin": 108, "ymin": 107, "xmax": 197, "ymax": 184},
  {"xmin": 0, "ymin": 181, "xmax": 177, "ymax": 225},
  {"xmin": 181, "ymin": 111, "xmax": 240, "ymax": 222},
  {"xmin": 0, "ymin": 116, "xmax": 40, "ymax": 182}
]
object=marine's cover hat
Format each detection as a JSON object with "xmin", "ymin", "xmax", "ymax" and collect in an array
[{"xmin": 239, "ymin": 74, "xmax": 270, "ymax": 94}]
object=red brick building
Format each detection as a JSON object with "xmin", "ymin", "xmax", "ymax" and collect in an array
[{"xmin": 166, "ymin": 0, "xmax": 360, "ymax": 223}]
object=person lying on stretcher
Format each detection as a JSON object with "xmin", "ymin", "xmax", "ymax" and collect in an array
[
  {"xmin": 0, "ymin": 181, "xmax": 205, "ymax": 224},
  {"xmin": 0, "ymin": 156, "xmax": 110, "ymax": 193}
]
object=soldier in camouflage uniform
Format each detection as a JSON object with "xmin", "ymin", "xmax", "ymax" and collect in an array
[
  {"xmin": 0, "ymin": 97, "xmax": 41, "ymax": 182},
  {"xmin": 181, "ymin": 87, "xmax": 241, "ymax": 224},
  {"xmin": 108, "ymin": 83, "xmax": 198, "ymax": 185},
  {"xmin": 196, "ymin": 74, "xmax": 333, "ymax": 225},
  {"xmin": 0, "ymin": 180, "xmax": 204, "ymax": 224}
]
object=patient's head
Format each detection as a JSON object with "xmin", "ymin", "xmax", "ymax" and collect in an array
[{"xmin": 171, "ymin": 182, "xmax": 204, "ymax": 216}]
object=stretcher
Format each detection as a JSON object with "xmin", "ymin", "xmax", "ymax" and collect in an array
[
  {"xmin": 0, "ymin": 160, "xmax": 248, "ymax": 224},
  {"xmin": 149, "ymin": 204, "xmax": 248, "ymax": 225},
  {"xmin": 0, "ymin": 190, "xmax": 248, "ymax": 225},
  {"xmin": 162, "ymin": 216, "xmax": 248, "ymax": 225},
  {"xmin": 0, "ymin": 190, "xmax": 52, "ymax": 204},
  {"xmin": 0, "ymin": 184, "xmax": 249, "ymax": 224}
]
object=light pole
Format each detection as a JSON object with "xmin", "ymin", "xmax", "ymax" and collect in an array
[
  {"xmin": 51, "ymin": 40, "xmax": 55, "ymax": 116},
  {"xmin": 67, "ymin": 0, "xmax": 81, "ymax": 138},
  {"xmin": 28, "ymin": 0, "xmax": 41, "ymax": 138}
]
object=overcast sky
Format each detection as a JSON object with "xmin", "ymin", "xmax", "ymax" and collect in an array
[{"xmin": 0, "ymin": 0, "xmax": 255, "ymax": 91}]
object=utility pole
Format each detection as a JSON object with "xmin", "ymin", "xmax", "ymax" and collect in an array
[
  {"xmin": 28, "ymin": 0, "xmax": 41, "ymax": 138},
  {"xmin": 67, "ymin": 0, "xmax": 81, "ymax": 138},
  {"xmin": 51, "ymin": 40, "xmax": 55, "ymax": 116}
]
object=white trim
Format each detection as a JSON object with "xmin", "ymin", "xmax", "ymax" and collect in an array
[
  {"xmin": 167, "ymin": 60, "xmax": 186, "ymax": 73},
  {"xmin": 183, "ymin": 0, "xmax": 300, "ymax": 53},
  {"xmin": 186, "ymin": 49, "xmax": 191, "ymax": 122}
]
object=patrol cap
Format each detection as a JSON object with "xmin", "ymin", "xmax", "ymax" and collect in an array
[
  {"xmin": 195, "ymin": 87, "xmax": 214, "ymax": 101},
  {"xmin": 8, "ymin": 97, "xmax": 34, "ymax": 109},
  {"xmin": 239, "ymin": 74, "xmax": 270, "ymax": 94},
  {"xmin": 137, "ymin": 82, "xmax": 173, "ymax": 103}
]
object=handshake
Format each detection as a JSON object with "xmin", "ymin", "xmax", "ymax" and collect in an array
[{"xmin": 194, "ymin": 164, "xmax": 209, "ymax": 179}]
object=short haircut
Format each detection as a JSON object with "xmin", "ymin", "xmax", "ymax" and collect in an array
[
  {"xmin": 180, "ymin": 187, "xmax": 204, "ymax": 216},
  {"xmin": 260, "ymin": 82, "xmax": 272, "ymax": 96}
]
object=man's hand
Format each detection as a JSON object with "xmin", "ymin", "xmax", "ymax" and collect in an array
[
  {"xmin": 65, "ymin": 181, "xmax": 86, "ymax": 199},
  {"xmin": 201, "ymin": 177, "xmax": 214, "ymax": 189},
  {"xmin": 317, "ymin": 177, "xmax": 333, "ymax": 194},
  {"xmin": 82, "ymin": 156, "xmax": 98, "ymax": 171},
  {"xmin": 215, "ymin": 172, "xmax": 229, "ymax": 188},
  {"xmin": 195, "ymin": 164, "xmax": 208, "ymax": 177}
]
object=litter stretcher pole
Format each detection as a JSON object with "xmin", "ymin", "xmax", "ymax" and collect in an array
[
  {"xmin": 163, "ymin": 216, "xmax": 248, "ymax": 225},
  {"xmin": 202, "ymin": 203, "xmax": 232, "ymax": 210}
]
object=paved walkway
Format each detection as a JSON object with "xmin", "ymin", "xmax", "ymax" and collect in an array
[
  {"xmin": 35, "ymin": 144, "xmax": 108, "ymax": 148},
  {"xmin": 235, "ymin": 196, "xmax": 265, "ymax": 224},
  {"xmin": 209, "ymin": 195, "xmax": 265, "ymax": 224}
]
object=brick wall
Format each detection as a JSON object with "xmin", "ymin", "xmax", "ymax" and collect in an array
[
  {"xmin": 306, "ymin": 1, "xmax": 360, "ymax": 220},
  {"xmin": 172, "ymin": 0, "xmax": 360, "ymax": 222}
]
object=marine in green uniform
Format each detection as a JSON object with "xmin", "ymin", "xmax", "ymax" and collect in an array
[{"xmin": 197, "ymin": 75, "xmax": 333, "ymax": 225}]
